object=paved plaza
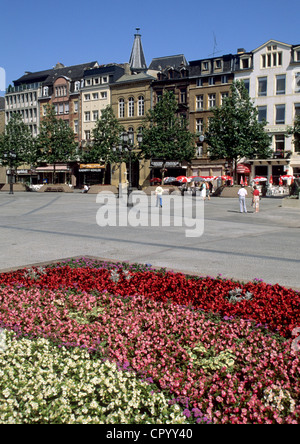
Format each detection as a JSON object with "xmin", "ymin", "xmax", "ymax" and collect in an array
[{"xmin": 0, "ymin": 190, "xmax": 299, "ymax": 289}]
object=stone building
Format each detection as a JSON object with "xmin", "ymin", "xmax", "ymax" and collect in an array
[{"xmin": 235, "ymin": 40, "xmax": 300, "ymax": 183}]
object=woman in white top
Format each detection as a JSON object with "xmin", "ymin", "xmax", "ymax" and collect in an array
[
  {"xmin": 200, "ymin": 181, "xmax": 206, "ymax": 200},
  {"xmin": 238, "ymin": 185, "xmax": 248, "ymax": 213}
]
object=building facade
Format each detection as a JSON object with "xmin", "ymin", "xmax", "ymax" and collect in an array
[
  {"xmin": 235, "ymin": 40, "xmax": 300, "ymax": 183},
  {"xmin": 188, "ymin": 53, "xmax": 238, "ymax": 178},
  {"xmin": 110, "ymin": 30, "xmax": 157, "ymax": 188}
]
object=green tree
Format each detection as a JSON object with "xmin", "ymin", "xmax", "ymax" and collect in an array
[
  {"xmin": 37, "ymin": 104, "xmax": 77, "ymax": 183},
  {"xmin": 204, "ymin": 81, "xmax": 272, "ymax": 181},
  {"xmin": 287, "ymin": 114, "xmax": 300, "ymax": 153},
  {"xmin": 82, "ymin": 106, "xmax": 125, "ymax": 184},
  {"xmin": 0, "ymin": 112, "xmax": 35, "ymax": 168},
  {"xmin": 139, "ymin": 91, "xmax": 196, "ymax": 182}
]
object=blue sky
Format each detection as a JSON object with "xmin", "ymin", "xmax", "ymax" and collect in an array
[{"xmin": 0, "ymin": 0, "xmax": 299, "ymax": 95}]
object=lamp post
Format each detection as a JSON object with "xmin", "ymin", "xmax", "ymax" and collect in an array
[{"xmin": 4, "ymin": 150, "xmax": 17, "ymax": 195}]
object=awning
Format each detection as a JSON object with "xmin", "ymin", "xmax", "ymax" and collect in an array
[{"xmin": 236, "ymin": 164, "xmax": 251, "ymax": 174}]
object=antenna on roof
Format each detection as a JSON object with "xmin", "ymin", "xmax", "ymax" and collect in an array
[{"xmin": 208, "ymin": 32, "xmax": 223, "ymax": 57}]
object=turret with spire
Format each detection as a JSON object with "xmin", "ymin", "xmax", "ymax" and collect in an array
[{"xmin": 129, "ymin": 28, "xmax": 147, "ymax": 74}]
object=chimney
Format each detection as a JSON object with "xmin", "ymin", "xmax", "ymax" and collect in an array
[{"xmin": 237, "ymin": 48, "xmax": 246, "ymax": 54}]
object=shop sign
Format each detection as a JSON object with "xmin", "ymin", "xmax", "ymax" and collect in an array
[
  {"xmin": 79, "ymin": 163, "xmax": 105, "ymax": 172},
  {"xmin": 150, "ymin": 160, "xmax": 181, "ymax": 168},
  {"xmin": 16, "ymin": 169, "xmax": 30, "ymax": 175}
]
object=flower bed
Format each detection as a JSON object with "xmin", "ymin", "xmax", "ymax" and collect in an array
[{"xmin": 0, "ymin": 257, "xmax": 300, "ymax": 424}]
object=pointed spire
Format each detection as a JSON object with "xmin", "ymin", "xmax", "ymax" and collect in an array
[{"xmin": 129, "ymin": 28, "xmax": 147, "ymax": 74}]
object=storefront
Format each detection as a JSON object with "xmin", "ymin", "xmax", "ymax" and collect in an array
[
  {"xmin": 35, "ymin": 164, "xmax": 74, "ymax": 185},
  {"xmin": 78, "ymin": 164, "xmax": 106, "ymax": 187},
  {"xmin": 16, "ymin": 168, "xmax": 38, "ymax": 185},
  {"xmin": 248, "ymin": 159, "xmax": 290, "ymax": 185},
  {"xmin": 150, "ymin": 160, "xmax": 187, "ymax": 182}
]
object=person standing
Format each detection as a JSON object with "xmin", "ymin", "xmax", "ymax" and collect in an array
[
  {"xmin": 252, "ymin": 186, "xmax": 260, "ymax": 213},
  {"xmin": 238, "ymin": 184, "xmax": 248, "ymax": 213},
  {"xmin": 155, "ymin": 185, "xmax": 163, "ymax": 207}
]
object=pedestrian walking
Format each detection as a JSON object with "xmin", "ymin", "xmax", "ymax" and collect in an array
[
  {"xmin": 238, "ymin": 184, "xmax": 248, "ymax": 213},
  {"xmin": 252, "ymin": 186, "xmax": 260, "ymax": 213},
  {"xmin": 205, "ymin": 181, "xmax": 211, "ymax": 200},
  {"xmin": 155, "ymin": 185, "xmax": 163, "ymax": 207},
  {"xmin": 200, "ymin": 182, "xmax": 206, "ymax": 200}
]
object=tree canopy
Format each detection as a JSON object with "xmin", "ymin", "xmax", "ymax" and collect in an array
[
  {"xmin": 204, "ymin": 81, "xmax": 272, "ymax": 173},
  {"xmin": 0, "ymin": 112, "xmax": 35, "ymax": 168},
  {"xmin": 82, "ymin": 106, "xmax": 124, "ymax": 164},
  {"xmin": 37, "ymin": 104, "xmax": 77, "ymax": 165},
  {"xmin": 287, "ymin": 114, "xmax": 300, "ymax": 153},
  {"xmin": 139, "ymin": 91, "xmax": 196, "ymax": 164}
]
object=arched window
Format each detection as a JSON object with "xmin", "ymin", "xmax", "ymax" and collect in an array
[
  {"xmin": 128, "ymin": 97, "xmax": 134, "ymax": 117},
  {"xmin": 118, "ymin": 98, "xmax": 125, "ymax": 118},
  {"xmin": 138, "ymin": 96, "xmax": 145, "ymax": 116}
]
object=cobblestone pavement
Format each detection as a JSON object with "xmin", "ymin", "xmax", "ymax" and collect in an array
[{"xmin": 0, "ymin": 191, "xmax": 299, "ymax": 288}]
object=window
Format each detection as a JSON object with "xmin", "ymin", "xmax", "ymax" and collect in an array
[
  {"xmin": 94, "ymin": 78, "xmax": 100, "ymax": 85},
  {"xmin": 208, "ymin": 94, "xmax": 216, "ymax": 108},
  {"xmin": 275, "ymin": 105, "xmax": 285, "ymax": 124},
  {"xmin": 101, "ymin": 92, "xmax": 107, "ymax": 99},
  {"xmin": 294, "ymin": 103, "xmax": 300, "ymax": 117},
  {"xmin": 261, "ymin": 50, "xmax": 282, "ymax": 68},
  {"xmin": 215, "ymin": 59, "xmax": 222, "ymax": 69},
  {"xmin": 196, "ymin": 95, "xmax": 204, "ymax": 110},
  {"xmin": 180, "ymin": 89, "xmax": 187, "ymax": 103},
  {"xmin": 93, "ymin": 110, "xmax": 99, "ymax": 121},
  {"xmin": 258, "ymin": 77, "xmax": 267, "ymax": 96},
  {"xmin": 138, "ymin": 96, "xmax": 144, "ymax": 116},
  {"xmin": 85, "ymin": 79, "xmax": 91, "ymax": 86},
  {"xmin": 84, "ymin": 94, "xmax": 90, "ymax": 101},
  {"xmin": 84, "ymin": 111, "xmax": 90, "ymax": 122},
  {"xmin": 102, "ymin": 76, "xmax": 108, "ymax": 83},
  {"xmin": 276, "ymin": 75, "xmax": 286, "ymax": 95},
  {"xmin": 59, "ymin": 104, "xmax": 64, "ymax": 115},
  {"xmin": 128, "ymin": 97, "xmax": 134, "ymax": 117},
  {"xmin": 85, "ymin": 130, "xmax": 91, "ymax": 140},
  {"xmin": 43, "ymin": 105, "xmax": 47, "ymax": 116},
  {"xmin": 196, "ymin": 78, "xmax": 203, "ymax": 87},
  {"xmin": 119, "ymin": 98, "xmax": 125, "ymax": 118},
  {"xmin": 274, "ymin": 134, "xmax": 285, "ymax": 154},
  {"xmin": 295, "ymin": 73, "xmax": 300, "ymax": 93},
  {"xmin": 221, "ymin": 75, "xmax": 228, "ymax": 84},
  {"xmin": 92, "ymin": 93, "xmax": 99, "ymax": 100},
  {"xmin": 221, "ymin": 92, "xmax": 228, "ymax": 105},
  {"xmin": 74, "ymin": 120, "xmax": 78, "ymax": 134},
  {"xmin": 43, "ymin": 86, "xmax": 49, "ymax": 97},
  {"xmin": 202, "ymin": 61, "xmax": 209, "ymax": 71},
  {"xmin": 240, "ymin": 57, "xmax": 250, "ymax": 69},
  {"xmin": 74, "ymin": 81, "xmax": 80, "ymax": 91},
  {"xmin": 64, "ymin": 102, "xmax": 69, "ymax": 114},
  {"xmin": 208, "ymin": 77, "xmax": 215, "ymax": 86},
  {"xmin": 243, "ymin": 79, "xmax": 250, "ymax": 94},
  {"xmin": 258, "ymin": 106, "xmax": 267, "ymax": 122},
  {"xmin": 196, "ymin": 118, "xmax": 204, "ymax": 133},
  {"xmin": 74, "ymin": 101, "xmax": 78, "ymax": 112}
]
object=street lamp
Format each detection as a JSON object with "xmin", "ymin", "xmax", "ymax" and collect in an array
[{"xmin": 4, "ymin": 150, "xmax": 17, "ymax": 195}]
